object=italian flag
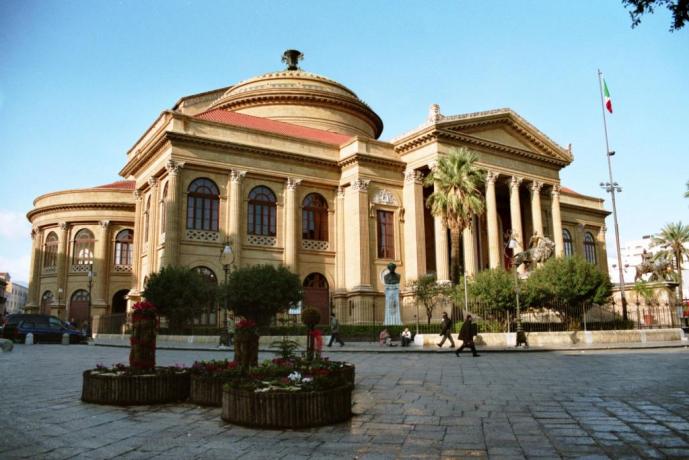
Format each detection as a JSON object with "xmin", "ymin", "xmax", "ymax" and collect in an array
[{"xmin": 603, "ymin": 79, "xmax": 613, "ymax": 113}]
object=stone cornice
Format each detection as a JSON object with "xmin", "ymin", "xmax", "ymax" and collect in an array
[
  {"xmin": 337, "ymin": 153, "xmax": 406, "ymax": 171},
  {"xmin": 27, "ymin": 202, "xmax": 135, "ymax": 222},
  {"xmin": 167, "ymin": 131, "xmax": 341, "ymax": 170},
  {"xmin": 393, "ymin": 127, "xmax": 570, "ymax": 168}
]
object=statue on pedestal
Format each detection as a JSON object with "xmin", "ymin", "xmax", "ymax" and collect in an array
[{"xmin": 383, "ymin": 262, "xmax": 402, "ymax": 325}]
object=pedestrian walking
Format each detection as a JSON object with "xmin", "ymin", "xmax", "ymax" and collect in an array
[
  {"xmin": 455, "ymin": 314, "xmax": 479, "ymax": 357},
  {"xmin": 327, "ymin": 312, "xmax": 344, "ymax": 347},
  {"xmin": 436, "ymin": 312, "xmax": 455, "ymax": 348}
]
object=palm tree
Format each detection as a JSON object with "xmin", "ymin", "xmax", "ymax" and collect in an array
[
  {"xmin": 685, "ymin": 180, "xmax": 689, "ymax": 199},
  {"xmin": 425, "ymin": 147, "xmax": 485, "ymax": 284},
  {"xmin": 651, "ymin": 222, "xmax": 689, "ymax": 303}
]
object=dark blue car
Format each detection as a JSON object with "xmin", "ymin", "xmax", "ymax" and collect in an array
[{"xmin": 1, "ymin": 314, "xmax": 87, "ymax": 344}]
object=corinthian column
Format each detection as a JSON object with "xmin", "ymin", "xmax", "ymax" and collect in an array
[
  {"xmin": 335, "ymin": 187, "xmax": 346, "ymax": 289},
  {"xmin": 228, "ymin": 169, "xmax": 246, "ymax": 267},
  {"xmin": 403, "ymin": 169, "xmax": 426, "ymax": 281},
  {"xmin": 56, "ymin": 222, "xmax": 69, "ymax": 309},
  {"xmin": 284, "ymin": 177, "xmax": 302, "ymax": 272},
  {"xmin": 25, "ymin": 227, "xmax": 42, "ymax": 312},
  {"xmin": 161, "ymin": 160, "xmax": 182, "ymax": 267},
  {"xmin": 146, "ymin": 178, "xmax": 159, "ymax": 272},
  {"xmin": 433, "ymin": 175, "xmax": 450, "ymax": 282},
  {"xmin": 93, "ymin": 220, "xmax": 110, "ymax": 310},
  {"xmin": 530, "ymin": 181, "xmax": 544, "ymax": 239},
  {"xmin": 486, "ymin": 171, "xmax": 500, "ymax": 269},
  {"xmin": 131, "ymin": 190, "xmax": 143, "ymax": 293},
  {"xmin": 509, "ymin": 176, "xmax": 524, "ymax": 254},
  {"xmin": 463, "ymin": 225, "xmax": 476, "ymax": 277},
  {"xmin": 551, "ymin": 185, "xmax": 564, "ymax": 257}
]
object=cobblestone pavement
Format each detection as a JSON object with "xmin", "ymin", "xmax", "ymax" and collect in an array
[{"xmin": 1, "ymin": 345, "xmax": 689, "ymax": 459}]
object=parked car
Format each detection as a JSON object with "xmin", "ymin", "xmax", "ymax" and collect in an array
[{"xmin": 1, "ymin": 314, "xmax": 87, "ymax": 344}]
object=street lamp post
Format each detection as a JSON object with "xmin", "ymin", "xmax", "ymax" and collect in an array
[{"xmin": 220, "ymin": 242, "xmax": 235, "ymax": 330}]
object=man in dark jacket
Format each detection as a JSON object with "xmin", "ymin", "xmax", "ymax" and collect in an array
[
  {"xmin": 455, "ymin": 315, "xmax": 479, "ymax": 357},
  {"xmin": 436, "ymin": 312, "xmax": 455, "ymax": 348}
]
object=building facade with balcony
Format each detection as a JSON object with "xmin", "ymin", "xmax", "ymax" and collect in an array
[{"xmin": 25, "ymin": 51, "xmax": 609, "ymax": 326}]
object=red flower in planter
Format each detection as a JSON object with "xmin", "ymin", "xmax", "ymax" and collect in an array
[{"xmin": 236, "ymin": 319, "xmax": 257, "ymax": 330}]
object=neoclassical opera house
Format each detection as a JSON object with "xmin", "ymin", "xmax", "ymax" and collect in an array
[{"xmin": 25, "ymin": 50, "xmax": 609, "ymax": 327}]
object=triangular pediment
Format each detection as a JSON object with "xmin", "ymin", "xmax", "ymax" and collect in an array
[{"xmin": 435, "ymin": 109, "xmax": 573, "ymax": 165}]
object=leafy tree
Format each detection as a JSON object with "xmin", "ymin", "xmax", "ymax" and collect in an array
[
  {"xmin": 652, "ymin": 221, "xmax": 689, "ymax": 302},
  {"xmin": 219, "ymin": 264, "xmax": 302, "ymax": 327},
  {"xmin": 524, "ymin": 257, "xmax": 612, "ymax": 321},
  {"xmin": 409, "ymin": 274, "xmax": 446, "ymax": 325},
  {"xmin": 142, "ymin": 266, "xmax": 218, "ymax": 330},
  {"xmin": 632, "ymin": 280, "xmax": 656, "ymax": 306},
  {"xmin": 622, "ymin": 0, "xmax": 689, "ymax": 31},
  {"xmin": 424, "ymin": 147, "xmax": 485, "ymax": 284},
  {"xmin": 468, "ymin": 269, "xmax": 518, "ymax": 312}
]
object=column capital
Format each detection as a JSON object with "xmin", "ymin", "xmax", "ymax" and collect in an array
[
  {"xmin": 230, "ymin": 169, "xmax": 247, "ymax": 182},
  {"xmin": 337, "ymin": 186, "xmax": 345, "ymax": 198},
  {"xmin": 99, "ymin": 220, "xmax": 110, "ymax": 229},
  {"xmin": 352, "ymin": 178, "xmax": 370, "ymax": 192},
  {"xmin": 286, "ymin": 177, "xmax": 302, "ymax": 191},
  {"xmin": 59, "ymin": 222, "xmax": 69, "ymax": 231},
  {"xmin": 485, "ymin": 170, "xmax": 499, "ymax": 184},
  {"xmin": 551, "ymin": 184, "xmax": 561, "ymax": 196},
  {"xmin": 147, "ymin": 177, "xmax": 158, "ymax": 188},
  {"xmin": 530, "ymin": 180, "xmax": 544, "ymax": 193},
  {"xmin": 30, "ymin": 227, "xmax": 39, "ymax": 240},
  {"xmin": 134, "ymin": 189, "xmax": 143, "ymax": 201},
  {"xmin": 428, "ymin": 160, "xmax": 438, "ymax": 172},
  {"xmin": 510, "ymin": 176, "xmax": 524, "ymax": 188},
  {"xmin": 165, "ymin": 159, "xmax": 183, "ymax": 176},
  {"xmin": 404, "ymin": 169, "xmax": 424, "ymax": 184}
]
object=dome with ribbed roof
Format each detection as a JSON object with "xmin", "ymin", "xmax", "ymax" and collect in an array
[{"xmin": 210, "ymin": 51, "xmax": 383, "ymax": 138}]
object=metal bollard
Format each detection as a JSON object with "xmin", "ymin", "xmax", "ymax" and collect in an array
[
  {"xmin": 25, "ymin": 332, "xmax": 34, "ymax": 345},
  {"xmin": 62, "ymin": 333, "xmax": 70, "ymax": 345}
]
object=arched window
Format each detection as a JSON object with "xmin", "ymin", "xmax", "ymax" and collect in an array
[
  {"xmin": 43, "ymin": 232, "xmax": 58, "ymax": 268},
  {"xmin": 563, "ymin": 229, "xmax": 574, "ymax": 257},
  {"xmin": 584, "ymin": 232, "xmax": 597, "ymax": 264},
  {"xmin": 302, "ymin": 193, "xmax": 328, "ymax": 241},
  {"xmin": 144, "ymin": 196, "xmax": 151, "ymax": 243},
  {"xmin": 248, "ymin": 186, "xmax": 277, "ymax": 236},
  {"xmin": 187, "ymin": 178, "xmax": 220, "ymax": 231},
  {"xmin": 114, "ymin": 229, "xmax": 134, "ymax": 266},
  {"xmin": 41, "ymin": 290, "xmax": 54, "ymax": 314},
  {"xmin": 193, "ymin": 266, "xmax": 218, "ymax": 326},
  {"xmin": 160, "ymin": 182, "xmax": 168, "ymax": 234},
  {"xmin": 73, "ymin": 229, "xmax": 94, "ymax": 266}
]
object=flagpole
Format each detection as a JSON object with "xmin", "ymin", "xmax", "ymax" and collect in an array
[{"xmin": 597, "ymin": 69, "xmax": 628, "ymax": 321}]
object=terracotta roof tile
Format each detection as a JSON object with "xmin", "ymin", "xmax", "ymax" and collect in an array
[
  {"xmin": 561, "ymin": 186, "xmax": 582, "ymax": 196},
  {"xmin": 94, "ymin": 180, "xmax": 136, "ymax": 190},
  {"xmin": 195, "ymin": 109, "xmax": 352, "ymax": 146}
]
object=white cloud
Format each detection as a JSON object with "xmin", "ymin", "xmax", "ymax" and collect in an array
[
  {"xmin": 0, "ymin": 253, "xmax": 31, "ymax": 285},
  {"xmin": 0, "ymin": 210, "xmax": 30, "ymax": 240}
]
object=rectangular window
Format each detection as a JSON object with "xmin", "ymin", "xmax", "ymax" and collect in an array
[{"xmin": 376, "ymin": 210, "xmax": 394, "ymax": 259}]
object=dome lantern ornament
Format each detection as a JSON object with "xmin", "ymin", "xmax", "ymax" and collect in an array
[{"xmin": 282, "ymin": 49, "xmax": 303, "ymax": 70}]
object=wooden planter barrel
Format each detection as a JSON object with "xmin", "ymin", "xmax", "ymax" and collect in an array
[
  {"xmin": 190, "ymin": 375, "xmax": 225, "ymax": 406},
  {"xmin": 222, "ymin": 384, "xmax": 353, "ymax": 428},
  {"xmin": 338, "ymin": 364, "xmax": 355, "ymax": 385},
  {"xmin": 81, "ymin": 369, "xmax": 190, "ymax": 406}
]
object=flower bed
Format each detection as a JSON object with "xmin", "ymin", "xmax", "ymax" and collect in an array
[
  {"xmin": 189, "ymin": 357, "xmax": 356, "ymax": 419},
  {"xmin": 81, "ymin": 365, "xmax": 190, "ymax": 406},
  {"xmin": 222, "ymin": 383, "xmax": 353, "ymax": 428}
]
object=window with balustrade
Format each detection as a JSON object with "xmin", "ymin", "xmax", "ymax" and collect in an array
[
  {"xmin": 302, "ymin": 193, "xmax": 328, "ymax": 241},
  {"xmin": 584, "ymin": 232, "xmax": 597, "ymax": 264},
  {"xmin": 114, "ymin": 229, "xmax": 134, "ymax": 267},
  {"xmin": 43, "ymin": 232, "xmax": 58, "ymax": 269},
  {"xmin": 248, "ymin": 186, "xmax": 277, "ymax": 236},
  {"xmin": 186, "ymin": 178, "xmax": 220, "ymax": 231},
  {"xmin": 72, "ymin": 229, "xmax": 94, "ymax": 266},
  {"xmin": 563, "ymin": 229, "xmax": 574, "ymax": 257}
]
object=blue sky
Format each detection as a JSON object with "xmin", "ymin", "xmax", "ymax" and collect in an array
[{"xmin": 1, "ymin": 0, "xmax": 687, "ymax": 284}]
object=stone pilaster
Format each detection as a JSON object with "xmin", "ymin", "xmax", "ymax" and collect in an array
[
  {"xmin": 284, "ymin": 177, "xmax": 302, "ymax": 272},
  {"xmin": 432, "ymin": 175, "xmax": 450, "ymax": 283},
  {"xmin": 486, "ymin": 171, "xmax": 500, "ymax": 269},
  {"xmin": 131, "ymin": 190, "xmax": 144, "ymax": 295},
  {"xmin": 92, "ymin": 220, "xmax": 110, "ymax": 314},
  {"xmin": 509, "ymin": 176, "xmax": 524, "ymax": 253},
  {"xmin": 146, "ymin": 178, "xmax": 159, "ymax": 273},
  {"xmin": 55, "ymin": 222, "xmax": 69, "ymax": 309},
  {"xmin": 335, "ymin": 187, "xmax": 346, "ymax": 289},
  {"xmin": 228, "ymin": 169, "xmax": 246, "ymax": 267},
  {"xmin": 551, "ymin": 185, "xmax": 564, "ymax": 257},
  {"xmin": 344, "ymin": 179, "xmax": 372, "ymax": 290},
  {"xmin": 403, "ymin": 169, "xmax": 426, "ymax": 281},
  {"xmin": 530, "ymin": 181, "xmax": 544, "ymax": 239}
]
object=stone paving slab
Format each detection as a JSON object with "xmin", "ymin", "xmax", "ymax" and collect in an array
[{"xmin": 1, "ymin": 345, "xmax": 689, "ymax": 459}]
